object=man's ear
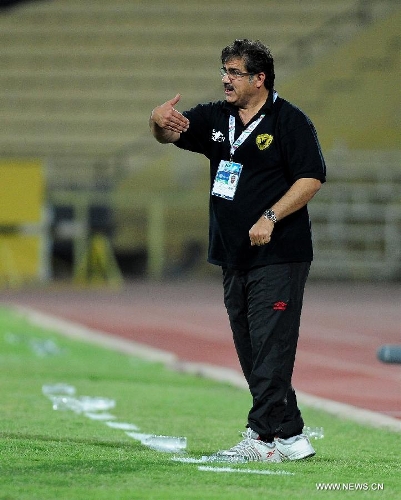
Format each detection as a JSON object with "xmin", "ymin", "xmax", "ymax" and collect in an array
[{"xmin": 254, "ymin": 72, "xmax": 266, "ymax": 89}]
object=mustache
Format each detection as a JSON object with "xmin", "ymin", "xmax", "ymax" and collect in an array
[{"xmin": 224, "ymin": 83, "xmax": 234, "ymax": 90}]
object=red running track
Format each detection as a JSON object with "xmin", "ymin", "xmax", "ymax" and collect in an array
[{"xmin": 1, "ymin": 280, "xmax": 400, "ymax": 419}]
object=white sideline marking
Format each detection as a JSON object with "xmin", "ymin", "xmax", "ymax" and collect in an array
[
  {"xmin": 105, "ymin": 422, "xmax": 140, "ymax": 431},
  {"xmin": 13, "ymin": 305, "xmax": 401, "ymax": 433},
  {"xmin": 198, "ymin": 466, "xmax": 294, "ymax": 475}
]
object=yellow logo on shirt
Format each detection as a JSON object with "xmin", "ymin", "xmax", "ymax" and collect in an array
[{"xmin": 256, "ymin": 134, "xmax": 273, "ymax": 150}]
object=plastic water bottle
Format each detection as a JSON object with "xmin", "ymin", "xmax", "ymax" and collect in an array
[
  {"xmin": 304, "ymin": 426, "xmax": 324, "ymax": 439},
  {"xmin": 78, "ymin": 396, "xmax": 115, "ymax": 412},
  {"xmin": 49, "ymin": 396, "xmax": 83, "ymax": 413},
  {"xmin": 42, "ymin": 384, "xmax": 76, "ymax": 397},
  {"xmin": 143, "ymin": 435, "xmax": 187, "ymax": 453}
]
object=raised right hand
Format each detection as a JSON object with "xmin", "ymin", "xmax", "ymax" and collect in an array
[{"xmin": 151, "ymin": 94, "xmax": 190, "ymax": 134}]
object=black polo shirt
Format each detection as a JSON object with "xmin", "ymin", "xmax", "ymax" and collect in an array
[{"xmin": 174, "ymin": 91, "xmax": 326, "ymax": 269}]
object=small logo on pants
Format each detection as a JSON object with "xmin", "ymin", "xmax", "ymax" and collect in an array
[{"xmin": 273, "ymin": 301, "xmax": 288, "ymax": 311}]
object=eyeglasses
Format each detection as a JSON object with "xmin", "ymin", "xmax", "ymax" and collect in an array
[{"xmin": 220, "ymin": 67, "xmax": 254, "ymax": 80}]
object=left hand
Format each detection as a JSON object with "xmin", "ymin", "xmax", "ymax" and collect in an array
[{"xmin": 249, "ymin": 216, "xmax": 274, "ymax": 246}]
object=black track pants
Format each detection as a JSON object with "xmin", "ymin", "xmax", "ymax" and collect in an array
[{"xmin": 222, "ymin": 262, "xmax": 310, "ymax": 441}]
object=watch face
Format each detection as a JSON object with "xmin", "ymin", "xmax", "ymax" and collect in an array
[{"xmin": 264, "ymin": 210, "xmax": 277, "ymax": 223}]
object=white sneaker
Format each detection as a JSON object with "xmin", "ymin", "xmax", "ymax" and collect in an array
[
  {"xmin": 216, "ymin": 428, "xmax": 281, "ymax": 462},
  {"xmin": 275, "ymin": 433, "xmax": 315, "ymax": 460}
]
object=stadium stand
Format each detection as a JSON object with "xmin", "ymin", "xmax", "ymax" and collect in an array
[{"xmin": 0, "ymin": 0, "xmax": 397, "ymax": 161}]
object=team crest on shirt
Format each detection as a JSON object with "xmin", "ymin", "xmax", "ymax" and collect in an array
[{"xmin": 256, "ymin": 134, "xmax": 273, "ymax": 150}]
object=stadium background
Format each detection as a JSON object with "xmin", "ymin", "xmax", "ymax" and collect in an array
[{"xmin": 0, "ymin": 0, "xmax": 400, "ymax": 422}]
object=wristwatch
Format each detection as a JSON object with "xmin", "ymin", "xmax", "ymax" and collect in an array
[{"xmin": 263, "ymin": 209, "xmax": 278, "ymax": 224}]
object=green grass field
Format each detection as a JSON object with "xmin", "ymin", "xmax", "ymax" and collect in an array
[{"xmin": 0, "ymin": 306, "xmax": 399, "ymax": 500}]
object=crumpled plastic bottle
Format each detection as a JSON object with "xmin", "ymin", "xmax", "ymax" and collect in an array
[
  {"xmin": 49, "ymin": 396, "xmax": 83, "ymax": 412},
  {"xmin": 143, "ymin": 435, "xmax": 187, "ymax": 453},
  {"xmin": 303, "ymin": 426, "xmax": 324, "ymax": 439},
  {"xmin": 78, "ymin": 396, "xmax": 115, "ymax": 412},
  {"xmin": 42, "ymin": 384, "xmax": 76, "ymax": 397}
]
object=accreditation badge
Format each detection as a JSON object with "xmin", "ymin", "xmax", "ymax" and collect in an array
[{"xmin": 211, "ymin": 160, "xmax": 242, "ymax": 201}]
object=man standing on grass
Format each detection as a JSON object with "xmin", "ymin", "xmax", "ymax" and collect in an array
[{"xmin": 149, "ymin": 39, "xmax": 326, "ymax": 462}]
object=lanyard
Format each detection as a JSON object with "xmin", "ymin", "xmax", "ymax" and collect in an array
[{"xmin": 228, "ymin": 114, "xmax": 265, "ymax": 160}]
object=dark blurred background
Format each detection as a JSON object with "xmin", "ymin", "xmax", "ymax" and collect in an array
[{"xmin": 0, "ymin": 0, "xmax": 399, "ymax": 287}]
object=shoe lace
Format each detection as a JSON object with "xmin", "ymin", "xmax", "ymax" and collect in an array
[
  {"xmin": 227, "ymin": 437, "xmax": 262, "ymax": 461},
  {"xmin": 241, "ymin": 428, "xmax": 259, "ymax": 439}
]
